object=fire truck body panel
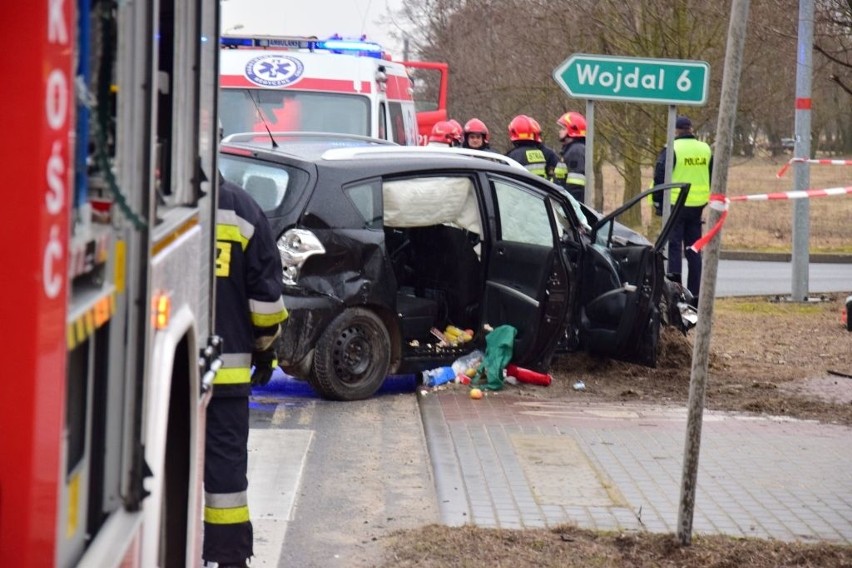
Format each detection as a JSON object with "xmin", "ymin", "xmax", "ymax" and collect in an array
[
  {"xmin": 0, "ymin": 0, "xmax": 73, "ymax": 564},
  {"xmin": 1, "ymin": 0, "xmax": 220, "ymax": 565}
]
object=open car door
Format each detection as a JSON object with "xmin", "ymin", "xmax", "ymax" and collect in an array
[
  {"xmin": 577, "ymin": 183, "xmax": 690, "ymax": 367},
  {"xmin": 481, "ymin": 177, "xmax": 575, "ymax": 371}
]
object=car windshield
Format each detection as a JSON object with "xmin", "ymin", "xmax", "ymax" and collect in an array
[{"xmin": 219, "ymin": 88, "xmax": 370, "ymax": 137}]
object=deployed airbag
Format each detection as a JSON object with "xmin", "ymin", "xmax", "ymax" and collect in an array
[{"xmin": 383, "ymin": 177, "xmax": 482, "ymax": 235}]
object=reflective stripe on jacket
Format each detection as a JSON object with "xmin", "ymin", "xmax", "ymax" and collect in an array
[
  {"xmin": 554, "ymin": 161, "xmax": 568, "ymax": 183},
  {"xmin": 561, "ymin": 140, "xmax": 586, "ymax": 188},
  {"xmin": 215, "ymin": 179, "xmax": 288, "ymax": 395}
]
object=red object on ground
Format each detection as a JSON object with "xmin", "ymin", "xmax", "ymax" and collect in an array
[{"xmin": 506, "ymin": 364, "xmax": 552, "ymax": 387}]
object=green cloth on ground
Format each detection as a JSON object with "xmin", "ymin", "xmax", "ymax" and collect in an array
[{"xmin": 474, "ymin": 325, "xmax": 517, "ymax": 391}]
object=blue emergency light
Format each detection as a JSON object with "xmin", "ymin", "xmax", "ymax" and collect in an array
[
  {"xmin": 317, "ymin": 39, "xmax": 382, "ymax": 56},
  {"xmin": 220, "ymin": 34, "xmax": 384, "ymax": 58}
]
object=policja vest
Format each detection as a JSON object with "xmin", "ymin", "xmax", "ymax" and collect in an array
[{"xmin": 669, "ymin": 137, "xmax": 711, "ymax": 207}]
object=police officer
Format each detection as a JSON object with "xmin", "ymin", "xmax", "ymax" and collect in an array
[
  {"xmin": 555, "ymin": 111, "xmax": 587, "ymax": 202},
  {"xmin": 506, "ymin": 115, "xmax": 559, "ymax": 180},
  {"xmin": 653, "ymin": 115, "xmax": 713, "ymax": 302},
  {"xmin": 204, "ymin": 176, "xmax": 288, "ymax": 567}
]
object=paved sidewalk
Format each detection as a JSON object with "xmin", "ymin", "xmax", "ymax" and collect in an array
[{"xmin": 419, "ymin": 391, "xmax": 852, "ymax": 543}]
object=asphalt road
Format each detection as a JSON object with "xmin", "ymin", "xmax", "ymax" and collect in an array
[
  {"xmin": 246, "ymin": 376, "xmax": 437, "ymax": 568},
  {"xmin": 711, "ymin": 259, "xmax": 852, "ymax": 297}
]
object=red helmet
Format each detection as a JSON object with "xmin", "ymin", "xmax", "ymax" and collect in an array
[
  {"xmin": 447, "ymin": 119, "xmax": 464, "ymax": 144},
  {"xmin": 556, "ymin": 111, "xmax": 587, "ymax": 139},
  {"xmin": 464, "ymin": 118, "xmax": 489, "ymax": 142},
  {"xmin": 529, "ymin": 117, "xmax": 543, "ymax": 143},
  {"xmin": 508, "ymin": 115, "xmax": 537, "ymax": 142},
  {"xmin": 428, "ymin": 120, "xmax": 455, "ymax": 144}
]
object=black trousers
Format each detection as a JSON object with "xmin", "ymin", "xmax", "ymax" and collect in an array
[
  {"xmin": 667, "ymin": 204, "xmax": 705, "ymax": 298},
  {"xmin": 203, "ymin": 396, "xmax": 252, "ymax": 563}
]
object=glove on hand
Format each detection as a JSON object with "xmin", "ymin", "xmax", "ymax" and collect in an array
[{"xmin": 251, "ymin": 348, "xmax": 277, "ymax": 387}]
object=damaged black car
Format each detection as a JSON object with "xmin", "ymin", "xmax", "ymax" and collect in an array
[{"xmin": 219, "ymin": 139, "xmax": 695, "ymax": 401}]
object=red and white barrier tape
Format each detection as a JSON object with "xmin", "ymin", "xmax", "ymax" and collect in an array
[
  {"xmin": 776, "ymin": 157, "xmax": 852, "ymax": 178},
  {"xmin": 688, "ymin": 185, "xmax": 852, "ymax": 253}
]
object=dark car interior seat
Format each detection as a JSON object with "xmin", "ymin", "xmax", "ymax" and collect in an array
[{"xmin": 407, "ymin": 225, "xmax": 482, "ymax": 330}]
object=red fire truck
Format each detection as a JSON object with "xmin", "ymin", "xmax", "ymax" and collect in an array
[
  {"xmin": 219, "ymin": 33, "xmax": 448, "ymax": 145},
  {"xmin": 1, "ymin": 0, "xmax": 220, "ymax": 565}
]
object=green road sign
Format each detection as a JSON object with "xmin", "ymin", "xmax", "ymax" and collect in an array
[{"xmin": 553, "ymin": 54, "xmax": 710, "ymax": 105}]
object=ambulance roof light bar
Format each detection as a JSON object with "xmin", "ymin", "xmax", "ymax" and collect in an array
[{"xmin": 220, "ymin": 33, "xmax": 385, "ymax": 58}]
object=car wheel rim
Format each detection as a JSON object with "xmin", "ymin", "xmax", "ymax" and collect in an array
[{"xmin": 332, "ymin": 324, "xmax": 373, "ymax": 382}]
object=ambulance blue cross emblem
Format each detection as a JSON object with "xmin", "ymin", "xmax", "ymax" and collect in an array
[{"xmin": 245, "ymin": 55, "xmax": 305, "ymax": 87}]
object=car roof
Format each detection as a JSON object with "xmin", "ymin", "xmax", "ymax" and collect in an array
[
  {"xmin": 221, "ymin": 138, "xmax": 528, "ymax": 177},
  {"xmin": 319, "ymin": 146, "xmax": 527, "ymax": 170},
  {"xmin": 221, "ymin": 131, "xmax": 396, "ymax": 161}
]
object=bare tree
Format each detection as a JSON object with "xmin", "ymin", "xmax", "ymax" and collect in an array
[{"xmin": 389, "ymin": 0, "xmax": 852, "ymax": 211}]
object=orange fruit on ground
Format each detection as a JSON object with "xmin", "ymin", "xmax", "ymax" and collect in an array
[{"xmin": 470, "ymin": 388, "xmax": 483, "ymax": 399}]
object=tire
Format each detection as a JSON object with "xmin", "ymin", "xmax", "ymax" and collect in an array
[{"xmin": 310, "ymin": 308, "xmax": 391, "ymax": 401}]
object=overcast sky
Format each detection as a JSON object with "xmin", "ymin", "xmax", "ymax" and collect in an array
[{"xmin": 221, "ymin": 0, "xmax": 408, "ymax": 58}]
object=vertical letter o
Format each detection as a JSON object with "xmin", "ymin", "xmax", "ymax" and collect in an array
[{"xmin": 46, "ymin": 70, "xmax": 68, "ymax": 130}]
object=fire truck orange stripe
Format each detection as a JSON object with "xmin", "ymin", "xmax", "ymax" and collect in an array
[
  {"xmin": 152, "ymin": 215, "xmax": 200, "ymax": 257},
  {"xmin": 67, "ymin": 292, "xmax": 117, "ymax": 350}
]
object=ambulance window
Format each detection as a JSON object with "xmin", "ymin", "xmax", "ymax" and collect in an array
[
  {"xmin": 378, "ymin": 103, "xmax": 388, "ymax": 141},
  {"xmin": 219, "ymin": 90, "xmax": 371, "ymax": 138},
  {"xmin": 389, "ymin": 103, "xmax": 408, "ymax": 145}
]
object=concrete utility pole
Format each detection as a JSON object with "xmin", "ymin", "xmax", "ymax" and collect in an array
[
  {"xmin": 791, "ymin": 0, "xmax": 814, "ymax": 301},
  {"xmin": 585, "ymin": 100, "xmax": 595, "ymax": 206},
  {"xmin": 677, "ymin": 0, "xmax": 750, "ymax": 546}
]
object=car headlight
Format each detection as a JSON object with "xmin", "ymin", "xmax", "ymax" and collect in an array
[{"xmin": 277, "ymin": 228, "xmax": 326, "ymax": 285}]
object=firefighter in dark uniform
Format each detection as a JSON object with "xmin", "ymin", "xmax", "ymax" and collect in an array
[
  {"xmin": 204, "ymin": 177, "xmax": 288, "ymax": 567},
  {"xmin": 653, "ymin": 115, "xmax": 713, "ymax": 302},
  {"xmin": 506, "ymin": 114, "xmax": 559, "ymax": 181},
  {"xmin": 556, "ymin": 111, "xmax": 588, "ymax": 203}
]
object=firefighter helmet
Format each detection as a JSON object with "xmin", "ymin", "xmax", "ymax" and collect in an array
[
  {"xmin": 529, "ymin": 117, "xmax": 543, "ymax": 143},
  {"xmin": 556, "ymin": 111, "xmax": 587, "ymax": 139},
  {"xmin": 508, "ymin": 115, "xmax": 537, "ymax": 142},
  {"xmin": 447, "ymin": 119, "xmax": 464, "ymax": 144},
  {"xmin": 428, "ymin": 120, "xmax": 456, "ymax": 144},
  {"xmin": 464, "ymin": 118, "xmax": 489, "ymax": 142}
]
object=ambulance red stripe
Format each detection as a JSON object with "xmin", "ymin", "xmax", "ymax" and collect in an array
[{"xmin": 220, "ymin": 75, "xmax": 373, "ymax": 93}]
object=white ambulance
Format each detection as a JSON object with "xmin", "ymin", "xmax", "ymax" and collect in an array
[{"xmin": 219, "ymin": 34, "xmax": 446, "ymax": 145}]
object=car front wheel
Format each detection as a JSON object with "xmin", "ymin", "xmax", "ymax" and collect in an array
[{"xmin": 310, "ymin": 308, "xmax": 391, "ymax": 401}]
